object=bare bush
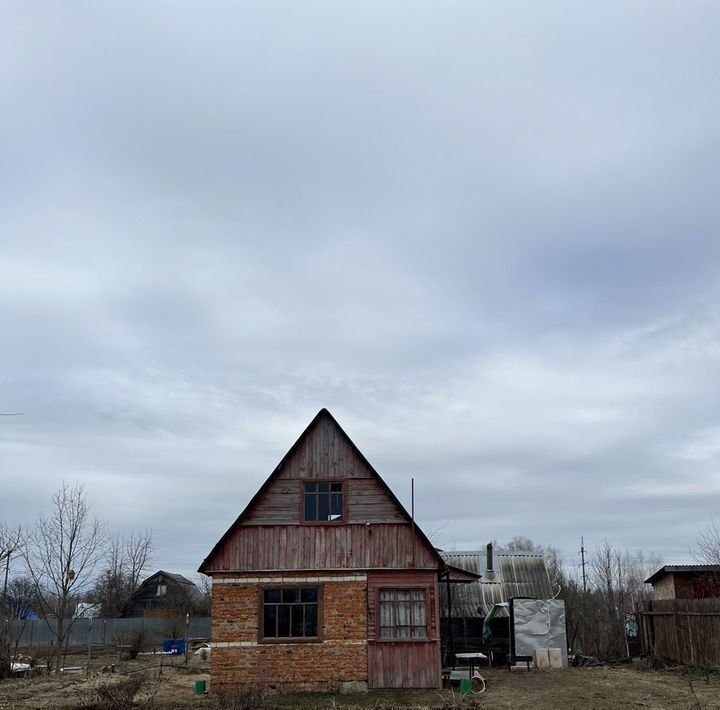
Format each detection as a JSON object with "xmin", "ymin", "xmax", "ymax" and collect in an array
[
  {"xmin": 75, "ymin": 674, "xmax": 160, "ymax": 710},
  {"xmin": 209, "ymin": 686, "xmax": 264, "ymax": 710},
  {"xmin": 114, "ymin": 629, "xmax": 147, "ymax": 660}
]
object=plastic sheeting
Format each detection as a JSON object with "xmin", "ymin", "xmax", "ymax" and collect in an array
[{"xmin": 512, "ymin": 598, "xmax": 568, "ymax": 668}]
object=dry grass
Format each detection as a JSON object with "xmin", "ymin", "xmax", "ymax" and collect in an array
[{"xmin": 2, "ymin": 649, "xmax": 720, "ymax": 710}]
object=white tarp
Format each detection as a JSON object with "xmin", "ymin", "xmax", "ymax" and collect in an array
[{"xmin": 512, "ymin": 598, "xmax": 568, "ymax": 668}]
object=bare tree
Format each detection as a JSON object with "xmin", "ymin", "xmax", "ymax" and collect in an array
[
  {"xmin": 693, "ymin": 519, "xmax": 720, "ymax": 596},
  {"xmin": 500, "ymin": 535, "xmax": 566, "ymax": 591},
  {"xmin": 194, "ymin": 573, "xmax": 211, "ymax": 615},
  {"xmin": 2, "ymin": 576, "xmax": 36, "ymax": 619},
  {"xmin": 0, "ymin": 523, "xmax": 23, "ymax": 599},
  {"xmin": 695, "ymin": 518, "xmax": 720, "ymax": 565},
  {"xmin": 91, "ymin": 530, "xmax": 153, "ymax": 617},
  {"xmin": 24, "ymin": 481, "xmax": 106, "ymax": 666},
  {"xmin": 580, "ymin": 541, "xmax": 660, "ymax": 660}
]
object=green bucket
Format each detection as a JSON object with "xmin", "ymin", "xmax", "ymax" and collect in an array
[
  {"xmin": 195, "ymin": 680, "xmax": 207, "ymax": 695},
  {"xmin": 459, "ymin": 678, "xmax": 472, "ymax": 695}
]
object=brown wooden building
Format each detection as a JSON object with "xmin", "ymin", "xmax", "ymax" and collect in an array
[
  {"xmin": 123, "ymin": 570, "xmax": 204, "ymax": 618},
  {"xmin": 645, "ymin": 565, "xmax": 720, "ymax": 600},
  {"xmin": 199, "ymin": 409, "xmax": 472, "ymax": 692}
]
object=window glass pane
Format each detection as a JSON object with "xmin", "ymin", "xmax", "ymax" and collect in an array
[
  {"xmin": 318, "ymin": 482, "xmax": 330, "ymax": 493},
  {"xmin": 378, "ymin": 589, "xmax": 426, "ymax": 640},
  {"xmin": 263, "ymin": 605, "xmax": 277, "ymax": 637},
  {"xmin": 277, "ymin": 605, "xmax": 290, "ymax": 637},
  {"xmin": 304, "ymin": 605, "xmax": 318, "ymax": 636},
  {"xmin": 304, "ymin": 482, "xmax": 317, "ymax": 493},
  {"xmin": 282, "ymin": 589, "xmax": 299, "ymax": 603},
  {"xmin": 380, "ymin": 600, "xmax": 394, "ymax": 627},
  {"xmin": 318, "ymin": 494, "xmax": 329, "ymax": 521},
  {"xmin": 301, "ymin": 589, "xmax": 317, "ymax": 602},
  {"xmin": 291, "ymin": 604, "xmax": 304, "ymax": 637},
  {"xmin": 396, "ymin": 600, "xmax": 410, "ymax": 626},
  {"xmin": 331, "ymin": 493, "xmax": 343, "ymax": 517},
  {"xmin": 265, "ymin": 589, "xmax": 281, "ymax": 603},
  {"xmin": 304, "ymin": 493, "xmax": 317, "ymax": 521},
  {"xmin": 330, "ymin": 483, "xmax": 342, "ymax": 492}
]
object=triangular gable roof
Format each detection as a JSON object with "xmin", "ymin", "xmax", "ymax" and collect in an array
[
  {"xmin": 138, "ymin": 570, "xmax": 196, "ymax": 590},
  {"xmin": 199, "ymin": 408, "xmax": 444, "ymax": 573}
]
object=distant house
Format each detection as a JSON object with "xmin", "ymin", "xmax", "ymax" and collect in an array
[
  {"xmin": 123, "ymin": 570, "xmax": 203, "ymax": 618},
  {"xmin": 74, "ymin": 602, "xmax": 101, "ymax": 619},
  {"xmin": 199, "ymin": 409, "xmax": 476, "ymax": 692},
  {"xmin": 645, "ymin": 565, "xmax": 720, "ymax": 600}
]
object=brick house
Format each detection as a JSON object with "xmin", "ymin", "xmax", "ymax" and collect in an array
[{"xmin": 199, "ymin": 409, "xmax": 474, "ymax": 691}]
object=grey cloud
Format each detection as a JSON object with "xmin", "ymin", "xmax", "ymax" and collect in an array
[{"xmin": 2, "ymin": 1, "xmax": 720, "ymax": 578}]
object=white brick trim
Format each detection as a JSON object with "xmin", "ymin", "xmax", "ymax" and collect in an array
[
  {"xmin": 211, "ymin": 639, "xmax": 367, "ymax": 648},
  {"xmin": 213, "ymin": 574, "xmax": 367, "ymax": 584}
]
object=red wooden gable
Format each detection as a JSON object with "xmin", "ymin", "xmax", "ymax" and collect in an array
[{"xmin": 199, "ymin": 409, "xmax": 443, "ymax": 573}]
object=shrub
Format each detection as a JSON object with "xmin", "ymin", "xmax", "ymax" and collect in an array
[{"xmin": 210, "ymin": 686, "xmax": 264, "ymax": 710}]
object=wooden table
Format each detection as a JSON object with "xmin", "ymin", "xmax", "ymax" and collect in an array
[{"xmin": 454, "ymin": 651, "xmax": 489, "ymax": 678}]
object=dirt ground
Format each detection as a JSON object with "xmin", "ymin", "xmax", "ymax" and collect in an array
[{"xmin": 2, "ymin": 649, "xmax": 720, "ymax": 710}]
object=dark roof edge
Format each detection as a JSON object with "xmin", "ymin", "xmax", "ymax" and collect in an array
[
  {"xmin": 644, "ymin": 564, "xmax": 720, "ymax": 584},
  {"xmin": 199, "ymin": 408, "xmax": 443, "ymax": 573},
  {"xmin": 443, "ymin": 563, "xmax": 482, "ymax": 582}
]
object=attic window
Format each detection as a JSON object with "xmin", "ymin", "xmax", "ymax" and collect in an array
[{"xmin": 303, "ymin": 482, "xmax": 343, "ymax": 522}]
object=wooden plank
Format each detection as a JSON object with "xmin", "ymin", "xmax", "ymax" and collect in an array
[{"xmin": 205, "ymin": 524, "xmax": 438, "ymax": 572}]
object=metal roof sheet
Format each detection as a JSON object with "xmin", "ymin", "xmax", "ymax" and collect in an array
[
  {"xmin": 644, "ymin": 564, "xmax": 720, "ymax": 584},
  {"xmin": 440, "ymin": 550, "xmax": 553, "ymax": 617}
]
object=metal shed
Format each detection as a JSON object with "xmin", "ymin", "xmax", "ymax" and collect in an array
[{"xmin": 439, "ymin": 548, "xmax": 555, "ymax": 661}]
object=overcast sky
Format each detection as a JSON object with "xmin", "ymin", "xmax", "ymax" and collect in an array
[{"xmin": 2, "ymin": 2, "xmax": 720, "ymax": 583}]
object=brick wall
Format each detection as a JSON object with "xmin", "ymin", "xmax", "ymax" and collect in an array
[{"xmin": 211, "ymin": 573, "xmax": 368, "ymax": 692}]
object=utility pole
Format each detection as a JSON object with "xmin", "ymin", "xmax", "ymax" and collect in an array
[{"xmin": 580, "ymin": 537, "xmax": 587, "ymax": 593}]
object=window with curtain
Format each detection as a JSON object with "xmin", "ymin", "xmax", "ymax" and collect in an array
[{"xmin": 378, "ymin": 589, "xmax": 427, "ymax": 639}]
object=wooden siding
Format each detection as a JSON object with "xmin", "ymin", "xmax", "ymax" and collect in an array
[
  {"xmin": 242, "ymin": 476, "xmax": 406, "ymax": 525},
  {"xmin": 204, "ymin": 524, "xmax": 438, "ymax": 573},
  {"xmin": 281, "ymin": 414, "xmax": 362, "ymax": 480},
  {"xmin": 367, "ymin": 571, "xmax": 441, "ymax": 689},
  {"xmin": 201, "ymin": 410, "xmax": 441, "ymax": 576}
]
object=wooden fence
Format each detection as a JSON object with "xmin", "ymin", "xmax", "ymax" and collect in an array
[{"xmin": 638, "ymin": 598, "xmax": 720, "ymax": 668}]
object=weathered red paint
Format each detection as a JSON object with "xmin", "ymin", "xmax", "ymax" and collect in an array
[{"xmin": 367, "ymin": 571, "xmax": 441, "ymax": 688}]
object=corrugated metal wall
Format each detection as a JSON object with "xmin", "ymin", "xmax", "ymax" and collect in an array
[{"xmin": 4, "ymin": 616, "xmax": 210, "ymax": 647}]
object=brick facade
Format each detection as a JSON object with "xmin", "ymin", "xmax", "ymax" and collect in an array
[{"xmin": 211, "ymin": 573, "xmax": 368, "ymax": 692}]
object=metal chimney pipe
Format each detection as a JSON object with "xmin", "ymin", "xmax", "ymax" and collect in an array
[{"xmin": 486, "ymin": 542, "xmax": 494, "ymax": 573}]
